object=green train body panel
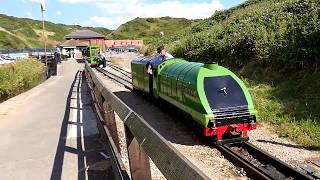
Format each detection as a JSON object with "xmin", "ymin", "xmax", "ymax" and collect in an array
[
  {"xmin": 131, "ymin": 57, "xmax": 257, "ymax": 129},
  {"xmin": 131, "ymin": 57, "xmax": 151, "ymax": 92},
  {"xmin": 87, "ymin": 57, "xmax": 102, "ymax": 64},
  {"xmin": 84, "ymin": 45, "xmax": 102, "ymax": 65}
]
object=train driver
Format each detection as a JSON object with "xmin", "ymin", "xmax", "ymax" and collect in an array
[{"xmin": 147, "ymin": 45, "xmax": 173, "ymax": 75}]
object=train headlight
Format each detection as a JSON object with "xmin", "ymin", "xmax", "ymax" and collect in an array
[
  {"xmin": 249, "ymin": 115, "xmax": 256, "ymax": 124},
  {"xmin": 209, "ymin": 120, "xmax": 216, "ymax": 128}
]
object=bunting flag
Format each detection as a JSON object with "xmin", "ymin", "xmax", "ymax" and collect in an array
[{"xmin": 40, "ymin": 0, "xmax": 46, "ymax": 12}]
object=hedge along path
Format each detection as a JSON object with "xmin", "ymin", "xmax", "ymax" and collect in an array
[{"xmin": 0, "ymin": 59, "xmax": 45, "ymax": 102}]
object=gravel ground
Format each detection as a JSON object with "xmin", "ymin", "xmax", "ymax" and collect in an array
[
  {"xmin": 249, "ymin": 124, "xmax": 320, "ymax": 170},
  {"xmin": 93, "ymin": 53, "xmax": 320, "ymax": 179},
  {"xmin": 106, "ymin": 52, "xmax": 139, "ymax": 71}
]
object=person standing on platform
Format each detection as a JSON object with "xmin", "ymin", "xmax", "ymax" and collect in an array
[
  {"xmin": 70, "ymin": 49, "xmax": 74, "ymax": 59},
  {"xmin": 98, "ymin": 51, "xmax": 107, "ymax": 68},
  {"xmin": 55, "ymin": 46, "xmax": 61, "ymax": 63}
]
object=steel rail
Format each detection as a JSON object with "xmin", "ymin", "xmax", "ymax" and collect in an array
[
  {"xmin": 96, "ymin": 67, "xmax": 133, "ymax": 90},
  {"xmin": 217, "ymin": 143, "xmax": 312, "ymax": 180},
  {"xmin": 107, "ymin": 64, "xmax": 132, "ymax": 79},
  {"xmin": 242, "ymin": 142, "xmax": 312, "ymax": 180},
  {"xmin": 217, "ymin": 145, "xmax": 273, "ymax": 180}
]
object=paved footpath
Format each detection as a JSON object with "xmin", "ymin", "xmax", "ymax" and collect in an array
[{"xmin": 0, "ymin": 60, "xmax": 113, "ymax": 180}]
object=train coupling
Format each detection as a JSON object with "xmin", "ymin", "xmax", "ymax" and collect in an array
[{"xmin": 216, "ymin": 137, "xmax": 249, "ymax": 145}]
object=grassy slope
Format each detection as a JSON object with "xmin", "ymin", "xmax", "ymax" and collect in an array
[
  {"xmin": 107, "ymin": 17, "xmax": 196, "ymax": 43},
  {"xmin": 0, "ymin": 31, "xmax": 29, "ymax": 49},
  {"xmin": 144, "ymin": 0, "xmax": 320, "ymax": 147},
  {"xmin": 0, "ymin": 14, "xmax": 112, "ymax": 49}
]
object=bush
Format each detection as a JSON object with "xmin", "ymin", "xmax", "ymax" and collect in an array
[
  {"xmin": 0, "ymin": 59, "xmax": 45, "ymax": 102},
  {"xmin": 147, "ymin": 0, "xmax": 319, "ymax": 71}
]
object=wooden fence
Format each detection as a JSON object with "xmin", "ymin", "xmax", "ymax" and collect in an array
[{"xmin": 85, "ymin": 63, "xmax": 210, "ymax": 180}]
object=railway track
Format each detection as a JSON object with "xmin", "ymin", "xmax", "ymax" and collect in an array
[
  {"xmin": 217, "ymin": 142, "xmax": 312, "ymax": 180},
  {"xmin": 96, "ymin": 65, "xmax": 133, "ymax": 90},
  {"xmin": 94, "ymin": 64, "xmax": 315, "ymax": 180},
  {"xmin": 107, "ymin": 64, "xmax": 131, "ymax": 79}
]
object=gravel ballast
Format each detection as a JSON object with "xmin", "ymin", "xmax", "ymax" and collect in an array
[{"xmin": 249, "ymin": 124, "xmax": 320, "ymax": 170}]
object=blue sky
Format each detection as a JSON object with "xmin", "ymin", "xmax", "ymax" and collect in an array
[{"xmin": 0, "ymin": 0, "xmax": 245, "ymax": 29}]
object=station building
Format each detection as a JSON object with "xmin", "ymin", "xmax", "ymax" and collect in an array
[
  {"xmin": 105, "ymin": 40, "xmax": 144, "ymax": 49},
  {"xmin": 59, "ymin": 39, "xmax": 88, "ymax": 59},
  {"xmin": 60, "ymin": 29, "xmax": 143, "ymax": 60},
  {"xmin": 64, "ymin": 30, "xmax": 106, "ymax": 49}
]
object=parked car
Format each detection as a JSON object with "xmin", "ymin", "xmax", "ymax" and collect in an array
[
  {"xmin": 0, "ymin": 56, "xmax": 14, "ymax": 64},
  {"xmin": 0, "ymin": 55, "xmax": 16, "ymax": 61}
]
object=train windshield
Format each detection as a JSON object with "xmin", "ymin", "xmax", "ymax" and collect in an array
[{"xmin": 204, "ymin": 76, "xmax": 248, "ymax": 111}]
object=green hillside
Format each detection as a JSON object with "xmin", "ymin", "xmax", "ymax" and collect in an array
[
  {"xmin": 107, "ymin": 17, "xmax": 196, "ymax": 43},
  {"xmin": 144, "ymin": 0, "xmax": 320, "ymax": 147},
  {"xmin": 0, "ymin": 14, "xmax": 112, "ymax": 49}
]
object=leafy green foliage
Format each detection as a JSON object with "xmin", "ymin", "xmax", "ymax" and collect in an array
[
  {"xmin": 244, "ymin": 66, "xmax": 320, "ymax": 147},
  {"xmin": 0, "ymin": 59, "xmax": 45, "ymax": 102},
  {"xmin": 0, "ymin": 14, "xmax": 112, "ymax": 49},
  {"xmin": 147, "ymin": 0, "xmax": 320, "ymax": 69}
]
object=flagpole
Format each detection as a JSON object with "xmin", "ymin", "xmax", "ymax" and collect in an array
[{"xmin": 41, "ymin": 6, "xmax": 48, "ymax": 77}]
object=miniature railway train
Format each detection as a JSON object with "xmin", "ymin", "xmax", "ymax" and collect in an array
[{"xmin": 131, "ymin": 56, "xmax": 257, "ymax": 144}]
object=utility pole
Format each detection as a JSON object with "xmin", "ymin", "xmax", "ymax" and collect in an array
[{"xmin": 40, "ymin": 0, "xmax": 48, "ymax": 76}]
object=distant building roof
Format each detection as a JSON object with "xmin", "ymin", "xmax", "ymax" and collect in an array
[
  {"xmin": 60, "ymin": 39, "xmax": 89, "ymax": 47},
  {"xmin": 64, "ymin": 30, "xmax": 105, "ymax": 39}
]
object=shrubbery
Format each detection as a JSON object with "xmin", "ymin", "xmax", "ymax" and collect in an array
[
  {"xmin": 146, "ymin": 0, "xmax": 319, "ymax": 71},
  {"xmin": 0, "ymin": 59, "xmax": 45, "ymax": 102}
]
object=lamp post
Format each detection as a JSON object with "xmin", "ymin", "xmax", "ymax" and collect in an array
[{"xmin": 40, "ymin": 0, "xmax": 48, "ymax": 76}]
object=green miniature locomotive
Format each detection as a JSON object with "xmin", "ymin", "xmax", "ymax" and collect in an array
[{"xmin": 131, "ymin": 56, "xmax": 257, "ymax": 144}]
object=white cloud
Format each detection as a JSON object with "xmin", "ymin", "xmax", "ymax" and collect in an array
[
  {"xmin": 59, "ymin": 0, "xmax": 223, "ymax": 29},
  {"xmin": 26, "ymin": 12, "xmax": 34, "ymax": 19},
  {"xmin": 86, "ymin": 16, "xmax": 134, "ymax": 29},
  {"xmin": 56, "ymin": 10, "xmax": 62, "ymax": 15}
]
